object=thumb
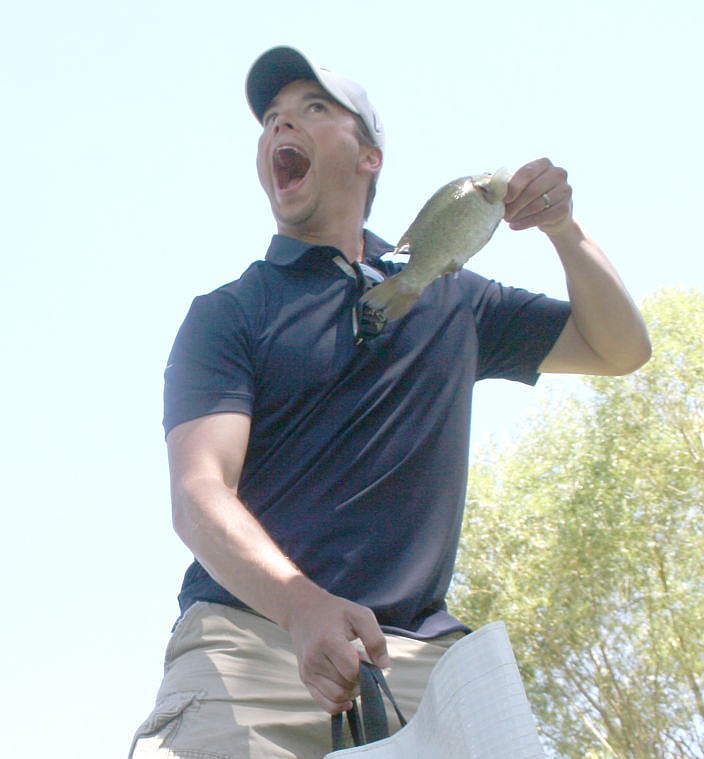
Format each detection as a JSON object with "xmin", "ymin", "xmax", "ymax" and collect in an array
[{"xmin": 352, "ymin": 616, "xmax": 389, "ymax": 669}]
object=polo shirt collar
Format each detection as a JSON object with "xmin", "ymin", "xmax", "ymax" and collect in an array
[{"xmin": 265, "ymin": 230, "xmax": 393, "ymax": 267}]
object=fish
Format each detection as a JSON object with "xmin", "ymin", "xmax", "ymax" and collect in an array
[{"xmin": 360, "ymin": 167, "xmax": 512, "ymax": 322}]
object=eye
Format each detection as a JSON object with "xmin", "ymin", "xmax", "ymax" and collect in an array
[
  {"xmin": 308, "ymin": 100, "xmax": 328, "ymax": 114},
  {"xmin": 263, "ymin": 111, "xmax": 277, "ymax": 126}
]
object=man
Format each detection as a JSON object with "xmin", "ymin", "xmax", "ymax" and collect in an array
[{"xmin": 130, "ymin": 46, "xmax": 651, "ymax": 758}]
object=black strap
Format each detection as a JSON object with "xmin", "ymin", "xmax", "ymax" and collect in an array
[{"xmin": 331, "ymin": 662, "xmax": 407, "ymax": 751}]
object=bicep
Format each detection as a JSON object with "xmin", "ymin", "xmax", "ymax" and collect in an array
[
  {"xmin": 538, "ymin": 315, "xmax": 618, "ymax": 375},
  {"xmin": 166, "ymin": 412, "xmax": 252, "ymax": 492}
]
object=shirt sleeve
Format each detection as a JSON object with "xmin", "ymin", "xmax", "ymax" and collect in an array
[
  {"xmin": 471, "ymin": 276, "xmax": 571, "ymax": 385},
  {"xmin": 162, "ymin": 289, "xmax": 255, "ymax": 436}
]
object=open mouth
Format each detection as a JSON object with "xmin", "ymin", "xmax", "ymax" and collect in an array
[{"xmin": 273, "ymin": 146, "xmax": 311, "ymax": 191}]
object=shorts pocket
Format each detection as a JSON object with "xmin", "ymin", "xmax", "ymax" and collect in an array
[{"xmin": 128, "ymin": 690, "xmax": 205, "ymax": 757}]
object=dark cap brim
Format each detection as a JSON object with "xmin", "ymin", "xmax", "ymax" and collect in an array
[{"xmin": 246, "ymin": 47, "xmax": 318, "ymax": 123}]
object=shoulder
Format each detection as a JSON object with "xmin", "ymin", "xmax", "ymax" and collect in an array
[
  {"xmin": 458, "ymin": 270, "xmax": 567, "ymax": 320},
  {"xmin": 184, "ymin": 261, "xmax": 274, "ymax": 325}
]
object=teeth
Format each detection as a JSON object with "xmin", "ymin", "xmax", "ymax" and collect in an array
[{"xmin": 275, "ymin": 145, "xmax": 305, "ymax": 159}]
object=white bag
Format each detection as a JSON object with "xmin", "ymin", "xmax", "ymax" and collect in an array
[{"xmin": 325, "ymin": 621, "xmax": 545, "ymax": 758}]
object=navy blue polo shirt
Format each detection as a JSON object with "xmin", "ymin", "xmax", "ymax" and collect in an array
[{"xmin": 163, "ymin": 230, "xmax": 570, "ymax": 638}]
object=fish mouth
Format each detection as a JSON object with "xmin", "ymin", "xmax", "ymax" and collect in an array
[{"xmin": 273, "ymin": 145, "xmax": 311, "ymax": 191}]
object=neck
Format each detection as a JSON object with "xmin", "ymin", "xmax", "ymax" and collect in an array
[{"xmin": 277, "ymin": 220, "xmax": 366, "ymax": 263}]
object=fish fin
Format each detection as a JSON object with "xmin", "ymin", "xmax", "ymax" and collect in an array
[{"xmin": 359, "ymin": 274, "xmax": 421, "ymax": 322}]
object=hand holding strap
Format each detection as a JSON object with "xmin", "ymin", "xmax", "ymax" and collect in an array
[{"xmin": 331, "ymin": 661, "xmax": 407, "ymax": 751}]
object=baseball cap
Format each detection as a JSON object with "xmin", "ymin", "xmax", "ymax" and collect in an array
[{"xmin": 245, "ymin": 46, "xmax": 385, "ymax": 150}]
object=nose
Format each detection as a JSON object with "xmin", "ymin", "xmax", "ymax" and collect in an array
[{"xmin": 272, "ymin": 109, "xmax": 297, "ymax": 133}]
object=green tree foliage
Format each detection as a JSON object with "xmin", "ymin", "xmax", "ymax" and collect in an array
[{"xmin": 450, "ymin": 289, "xmax": 704, "ymax": 758}]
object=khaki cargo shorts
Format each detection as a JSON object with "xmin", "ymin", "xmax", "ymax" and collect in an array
[{"xmin": 129, "ymin": 602, "xmax": 462, "ymax": 759}]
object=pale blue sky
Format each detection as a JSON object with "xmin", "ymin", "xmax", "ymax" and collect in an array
[{"xmin": 2, "ymin": 1, "xmax": 702, "ymax": 755}]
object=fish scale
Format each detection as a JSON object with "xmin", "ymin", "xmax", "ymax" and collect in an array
[{"xmin": 360, "ymin": 167, "xmax": 511, "ymax": 322}]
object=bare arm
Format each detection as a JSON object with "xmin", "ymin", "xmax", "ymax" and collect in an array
[
  {"xmin": 503, "ymin": 158, "xmax": 651, "ymax": 376},
  {"xmin": 168, "ymin": 412, "xmax": 389, "ymax": 713}
]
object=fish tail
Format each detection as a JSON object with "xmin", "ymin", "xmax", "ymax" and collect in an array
[{"xmin": 359, "ymin": 275, "xmax": 421, "ymax": 322}]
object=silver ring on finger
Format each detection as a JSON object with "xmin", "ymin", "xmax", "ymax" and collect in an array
[{"xmin": 542, "ymin": 193, "xmax": 551, "ymax": 210}]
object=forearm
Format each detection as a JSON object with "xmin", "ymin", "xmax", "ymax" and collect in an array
[
  {"xmin": 172, "ymin": 474, "xmax": 389, "ymax": 713},
  {"xmin": 171, "ymin": 475, "xmax": 324, "ymax": 629},
  {"xmin": 503, "ymin": 158, "xmax": 650, "ymax": 376},
  {"xmin": 543, "ymin": 218, "xmax": 651, "ymax": 374},
  {"xmin": 166, "ymin": 414, "xmax": 388, "ymax": 713}
]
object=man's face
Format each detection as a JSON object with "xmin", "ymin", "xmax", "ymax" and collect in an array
[{"xmin": 256, "ymin": 79, "xmax": 374, "ymax": 236}]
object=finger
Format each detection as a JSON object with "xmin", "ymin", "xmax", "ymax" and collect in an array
[
  {"xmin": 314, "ymin": 665, "xmax": 357, "ymax": 701},
  {"xmin": 503, "ymin": 157, "xmax": 553, "ymax": 204},
  {"xmin": 504, "ymin": 160, "xmax": 568, "ymax": 219},
  {"xmin": 298, "ymin": 653, "xmax": 358, "ymax": 714},
  {"xmin": 507, "ymin": 182, "xmax": 572, "ymax": 227},
  {"xmin": 306, "ymin": 677, "xmax": 355, "ymax": 715},
  {"xmin": 351, "ymin": 613, "xmax": 389, "ymax": 669},
  {"xmin": 508, "ymin": 194, "xmax": 573, "ymax": 231},
  {"xmin": 313, "ymin": 647, "xmax": 366, "ymax": 707},
  {"xmin": 505, "ymin": 174, "xmax": 569, "ymax": 223},
  {"xmin": 299, "ymin": 639, "xmax": 360, "ymax": 690}
]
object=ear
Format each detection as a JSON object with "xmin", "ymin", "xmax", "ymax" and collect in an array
[{"xmin": 358, "ymin": 145, "xmax": 383, "ymax": 176}]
